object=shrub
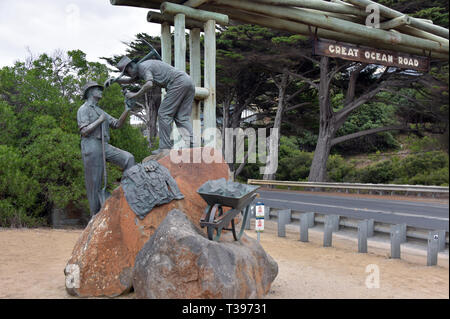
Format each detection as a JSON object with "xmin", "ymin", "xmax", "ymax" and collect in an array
[
  {"xmin": 23, "ymin": 117, "xmax": 88, "ymax": 212},
  {"xmin": 0, "ymin": 145, "xmax": 43, "ymax": 227},
  {"xmin": 327, "ymin": 155, "xmax": 355, "ymax": 182}
]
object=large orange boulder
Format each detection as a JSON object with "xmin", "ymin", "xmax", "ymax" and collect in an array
[{"xmin": 64, "ymin": 148, "xmax": 230, "ymax": 297}]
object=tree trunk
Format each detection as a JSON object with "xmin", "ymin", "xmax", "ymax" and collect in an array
[
  {"xmin": 145, "ymin": 87, "xmax": 161, "ymax": 148},
  {"xmin": 308, "ymin": 122, "xmax": 335, "ymax": 182},
  {"xmin": 308, "ymin": 56, "xmax": 334, "ymax": 182},
  {"xmin": 263, "ymin": 72, "xmax": 288, "ymax": 180},
  {"xmin": 221, "ymin": 96, "xmax": 236, "ymax": 175}
]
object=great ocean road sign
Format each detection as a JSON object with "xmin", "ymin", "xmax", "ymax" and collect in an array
[{"xmin": 314, "ymin": 38, "xmax": 430, "ymax": 72}]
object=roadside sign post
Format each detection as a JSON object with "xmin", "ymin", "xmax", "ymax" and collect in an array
[{"xmin": 255, "ymin": 202, "xmax": 265, "ymax": 242}]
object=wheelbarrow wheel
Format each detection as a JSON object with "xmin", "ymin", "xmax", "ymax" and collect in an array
[
  {"xmin": 207, "ymin": 204, "xmax": 223, "ymax": 241},
  {"xmin": 231, "ymin": 204, "xmax": 251, "ymax": 241}
]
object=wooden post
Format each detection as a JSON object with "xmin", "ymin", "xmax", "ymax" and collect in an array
[
  {"xmin": 173, "ymin": 14, "xmax": 186, "ymax": 149},
  {"xmin": 174, "ymin": 14, "xmax": 186, "ymax": 71},
  {"xmin": 203, "ymin": 19, "xmax": 216, "ymax": 148},
  {"xmin": 161, "ymin": 22, "xmax": 172, "ymax": 72},
  {"xmin": 160, "ymin": 22, "xmax": 171, "ymax": 129},
  {"xmin": 189, "ymin": 28, "xmax": 202, "ymax": 147}
]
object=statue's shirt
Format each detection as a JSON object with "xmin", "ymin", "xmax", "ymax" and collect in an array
[
  {"xmin": 137, "ymin": 60, "xmax": 186, "ymax": 89},
  {"xmin": 77, "ymin": 101, "xmax": 119, "ymax": 142}
]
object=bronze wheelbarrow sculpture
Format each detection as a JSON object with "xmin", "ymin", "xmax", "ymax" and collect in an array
[{"xmin": 198, "ymin": 180, "xmax": 259, "ymax": 241}]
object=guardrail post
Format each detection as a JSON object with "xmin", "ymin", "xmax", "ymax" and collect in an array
[
  {"xmin": 323, "ymin": 215, "xmax": 335, "ymax": 247},
  {"xmin": 427, "ymin": 231, "xmax": 439, "ymax": 266},
  {"xmin": 307, "ymin": 212, "xmax": 315, "ymax": 227},
  {"xmin": 264, "ymin": 205, "xmax": 270, "ymax": 220},
  {"xmin": 367, "ymin": 218, "xmax": 374, "ymax": 237},
  {"xmin": 330, "ymin": 215, "xmax": 340, "ymax": 231},
  {"xmin": 299, "ymin": 213, "xmax": 310, "ymax": 242},
  {"xmin": 277, "ymin": 209, "xmax": 291, "ymax": 237},
  {"xmin": 390, "ymin": 225, "xmax": 402, "ymax": 259},
  {"xmin": 358, "ymin": 220, "xmax": 368, "ymax": 253},
  {"xmin": 437, "ymin": 230, "xmax": 446, "ymax": 252},
  {"xmin": 400, "ymin": 223, "xmax": 407, "ymax": 243}
]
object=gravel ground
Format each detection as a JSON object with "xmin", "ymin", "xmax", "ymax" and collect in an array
[{"xmin": 0, "ymin": 223, "xmax": 448, "ymax": 299}]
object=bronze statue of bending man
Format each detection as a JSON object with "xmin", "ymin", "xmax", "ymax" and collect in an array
[{"xmin": 106, "ymin": 57, "xmax": 195, "ymax": 155}]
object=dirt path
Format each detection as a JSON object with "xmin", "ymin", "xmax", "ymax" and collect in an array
[
  {"xmin": 0, "ymin": 228, "xmax": 81, "ymax": 299},
  {"xmin": 0, "ymin": 226, "xmax": 448, "ymax": 299},
  {"xmin": 249, "ymin": 222, "xmax": 449, "ymax": 299}
]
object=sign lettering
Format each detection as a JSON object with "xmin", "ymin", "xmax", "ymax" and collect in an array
[{"xmin": 314, "ymin": 38, "xmax": 429, "ymax": 72}]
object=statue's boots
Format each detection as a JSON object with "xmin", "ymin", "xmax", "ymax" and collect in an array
[{"xmin": 151, "ymin": 148, "xmax": 171, "ymax": 156}]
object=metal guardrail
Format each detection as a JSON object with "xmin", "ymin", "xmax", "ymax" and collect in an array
[
  {"xmin": 247, "ymin": 179, "xmax": 449, "ymax": 195},
  {"xmin": 270, "ymin": 210, "xmax": 449, "ymax": 244},
  {"xmin": 247, "ymin": 206, "xmax": 448, "ymax": 266}
]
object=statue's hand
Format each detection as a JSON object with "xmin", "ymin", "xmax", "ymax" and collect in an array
[
  {"xmin": 104, "ymin": 78, "xmax": 116, "ymax": 88},
  {"xmin": 98, "ymin": 113, "xmax": 106, "ymax": 122},
  {"xmin": 125, "ymin": 91, "xmax": 135, "ymax": 99},
  {"xmin": 125, "ymin": 97, "xmax": 136, "ymax": 111}
]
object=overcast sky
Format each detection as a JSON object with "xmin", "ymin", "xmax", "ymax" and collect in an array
[{"xmin": 0, "ymin": 0, "xmax": 161, "ymax": 67}]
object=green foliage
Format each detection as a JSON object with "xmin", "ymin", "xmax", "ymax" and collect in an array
[
  {"xmin": 296, "ymin": 131, "xmax": 318, "ymax": 152},
  {"xmin": 0, "ymin": 145, "xmax": 43, "ymax": 227},
  {"xmin": 238, "ymin": 135, "xmax": 448, "ymax": 186},
  {"xmin": 0, "ymin": 101, "xmax": 19, "ymax": 147},
  {"xmin": 412, "ymin": 7, "xmax": 449, "ymax": 28},
  {"xmin": 345, "ymin": 151, "xmax": 449, "ymax": 185},
  {"xmin": 0, "ymin": 50, "xmax": 150, "ymax": 227},
  {"xmin": 334, "ymin": 100, "xmax": 400, "ymax": 154},
  {"xmin": 271, "ymin": 34, "xmax": 308, "ymax": 44},
  {"xmin": 378, "ymin": 0, "xmax": 449, "ymax": 28},
  {"xmin": 406, "ymin": 135, "xmax": 441, "ymax": 152},
  {"xmin": 327, "ymin": 155, "xmax": 355, "ymax": 182},
  {"xmin": 23, "ymin": 117, "xmax": 87, "ymax": 211},
  {"xmin": 395, "ymin": 151, "xmax": 448, "ymax": 182},
  {"xmin": 352, "ymin": 160, "xmax": 397, "ymax": 184}
]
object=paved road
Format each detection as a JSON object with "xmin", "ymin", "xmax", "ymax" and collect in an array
[{"xmin": 256, "ymin": 190, "xmax": 449, "ymax": 231}]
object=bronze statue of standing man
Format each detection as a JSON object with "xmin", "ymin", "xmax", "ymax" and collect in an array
[
  {"xmin": 77, "ymin": 81, "xmax": 135, "ymax": 217},
  {"xmin": 106, "ymin": 57, "xmax": 195, "ymax": 155}
]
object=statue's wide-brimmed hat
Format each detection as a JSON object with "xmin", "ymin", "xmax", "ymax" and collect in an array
[
  {"xmin": 117, "ymin": 56, "xmax": 139, "ymax": 77},
  {"xmin": 81, "ymin": 81, "xmax": 103, "ymax": 100}
]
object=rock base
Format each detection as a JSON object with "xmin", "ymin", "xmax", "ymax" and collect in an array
[
  {"xmin": 65, "ymin": 147, "xmax": 230, "ymax": 297},
  {"xmin": 133, "ymin": 209, "xmax": 278, "ymax": 299}
]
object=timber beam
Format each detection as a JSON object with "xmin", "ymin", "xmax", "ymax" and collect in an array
[
  {"xmin": 147, "ymin": 11, "xmax": 205, "ymax": 29},
  {"xmin": 201, "ymin": 4, "xmax": 448, "ymax": 60},
  {"xmin": 161, "ymin": 2, "xmax": 229, "ymax": 25},
  {"xmin": 195, "ymin": 87, "xmax": 209, "ymax": 100},
  {"xmin": 380, "ymin": 15, "xmax": 410, "ymax": 30},
  {"xmin": 213, "ymin": 0, "xmax": 448, "ymax": 54},
  {"xmin": 183, "ymin": 0, "xmax": 210, "ymax": 8},
  {"xmin": 346, "ymin": 0, "xmax": 449, "ymax": 39}
]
